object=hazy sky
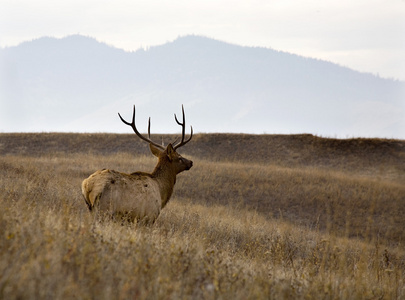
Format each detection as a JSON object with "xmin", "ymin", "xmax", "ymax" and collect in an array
[{"xmin": 1, "ymin": 0, "xmax": 405, "ymax": 81}]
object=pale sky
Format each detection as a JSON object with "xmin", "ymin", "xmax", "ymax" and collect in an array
[{"xmin": 1, "ymin": 0, "xmax": 405, "ymax": 81}]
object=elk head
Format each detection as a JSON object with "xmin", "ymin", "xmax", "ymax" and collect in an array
[{"xmin": 118, "ymin": 105, "xmax": 193, "ymax": 177}]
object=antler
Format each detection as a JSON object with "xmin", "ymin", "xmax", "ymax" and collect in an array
[
  {"xmin": 118, "ymin": 106, "xmax": 165, "ymax": 150},
  {"xmin": 173, "ymin": 105, "xmax": 193, "ymax": 150}
]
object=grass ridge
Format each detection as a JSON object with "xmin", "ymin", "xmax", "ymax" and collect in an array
[{"xmin": 1, "ymin": 133, "xmax": 404, "ymax": 299}]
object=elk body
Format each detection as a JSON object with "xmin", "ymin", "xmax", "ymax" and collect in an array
[{"xmin": 81, "ymin": 105, "xmax": 193, "ymax": 224}]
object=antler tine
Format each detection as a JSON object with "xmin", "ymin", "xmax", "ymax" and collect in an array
[
  {"xmin": 148, "ymin": 117, "xmax": 151, "ymax": 139},
  {"xmin": 174, "ymin": 105, "xmax": 186, "ymax": 142},
  {"xmin": 118, "ymin": 105, "xmax": 165, "ymax": 150},
  {"xmin": 173, "ymin": 105, "xmax": 193, "ymax": 150}
]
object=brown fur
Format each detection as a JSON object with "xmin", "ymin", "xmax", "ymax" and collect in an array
[{"xmin": 81, "ymin": 144, "xmax": 192, "ymax": 223}]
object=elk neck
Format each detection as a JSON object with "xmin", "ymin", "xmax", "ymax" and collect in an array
[{"xmin": 151, "ymin": 157, "xmax": 177, "ymax": 208}]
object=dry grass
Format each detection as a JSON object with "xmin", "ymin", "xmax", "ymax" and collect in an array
[{"xmin": 1, "ymin": 133, "xmax": 405, "ymax": 299}]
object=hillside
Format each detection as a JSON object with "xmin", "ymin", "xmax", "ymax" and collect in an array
[
  {"xmin": 1, "ymin": 35, "xmax": 405, "ymax": 138},
  {"xmin": 1, "ymin": 132, "xmax": 405, "ymax": 298},
  {"xmin": 1, "ymin": 132, "xmax": 404, "ymax": 180},
  {"xmin": 1, "ymin": 132, "xmax": 404, "ymax": 243}
]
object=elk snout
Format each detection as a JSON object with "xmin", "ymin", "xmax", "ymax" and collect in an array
[{"xmin": 184, "ymin": 158, "xmax": 193, "ymax": 170}]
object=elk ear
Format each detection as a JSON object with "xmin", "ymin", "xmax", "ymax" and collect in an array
[
  {"xmin": 165, "ymin": 143, "xmax": 175, "ymax": 161},
  {"xmin": 149, "ymin": 143, "xmax": 162, "ymax": 157}
]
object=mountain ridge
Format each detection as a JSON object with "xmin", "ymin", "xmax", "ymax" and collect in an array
[{"xmin": 1, "ymin": 35, "xmax": 404, "ymax": 138}]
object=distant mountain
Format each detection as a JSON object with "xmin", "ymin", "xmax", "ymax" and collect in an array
[{"xmin": 1, "ymin": 34, "xmax": 404, "ymax": 138}]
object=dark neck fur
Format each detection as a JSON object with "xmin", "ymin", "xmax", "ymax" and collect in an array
[{"xmin": 151, "ymin": 158, "xmax": 177, "ymax": 208}]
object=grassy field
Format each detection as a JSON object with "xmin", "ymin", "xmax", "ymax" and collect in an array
[{"xmin": 1, "ymin": 133, "xmax": 405, "ymax": 299}]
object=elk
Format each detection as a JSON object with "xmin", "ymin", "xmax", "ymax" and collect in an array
[{"xmin": 81, "ymin": 105, "xmax": 193, "ymax": 224}]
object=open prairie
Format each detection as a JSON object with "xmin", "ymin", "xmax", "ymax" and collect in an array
[{"xmin": 1, "ymin": 133, "xmax": 405, "ymax": 299}]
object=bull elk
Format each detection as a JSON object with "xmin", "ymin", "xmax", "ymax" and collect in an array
[{"xmin": 81, "ymin": 105, "xmax": 193, "ymax": 224}]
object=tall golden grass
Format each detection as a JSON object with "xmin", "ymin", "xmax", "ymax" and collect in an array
[{"xmin": 1, "ymin": 133, "xmax": 404, "ymax": 299}]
